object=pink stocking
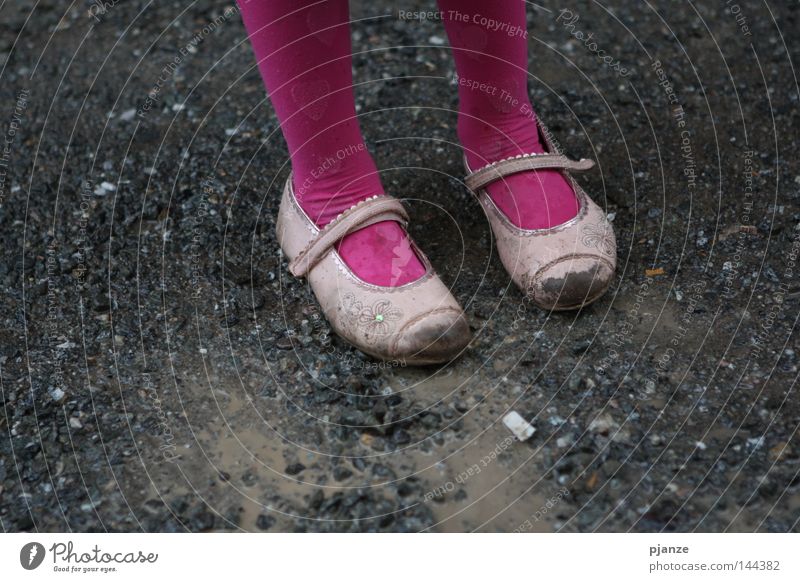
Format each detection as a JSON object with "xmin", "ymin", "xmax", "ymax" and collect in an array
[
  {"xmin": 238, "ymin": 0, "xmax": 425, "ymax": 285},
  {"xmin": 438, "ymin": 0, "xmax": 579, "ymax": 229}
]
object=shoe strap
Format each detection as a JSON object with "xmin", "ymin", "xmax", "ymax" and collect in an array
[
  {"xmin": 289, "ymin": 195, "xmax": 410, "ymax": 278},
  {"xmin": 464, "ymin": 153, "xmax": 595, "ymax": 192}
]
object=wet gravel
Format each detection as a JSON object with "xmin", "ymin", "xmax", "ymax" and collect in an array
[{"xmin": 1, "ymin": 0, "xmax": 799, "ymax": 532}]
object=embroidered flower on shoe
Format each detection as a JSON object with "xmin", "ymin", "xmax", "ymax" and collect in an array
[
  {"xmin": 581, "ymin": 222, "xmax": 615, "ymax": 255},
  {"xmin": 357, "ymin": 300, "xmax": 403, "ymax": 342},
  {"xmin": 339, "ymin": 294, "xmax": 403, "ymax": 344}
]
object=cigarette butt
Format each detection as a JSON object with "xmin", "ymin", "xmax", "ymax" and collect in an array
[
  {"xmin": 503, "ymin": 411, "xmax": 536, "ymax": 442},
  {"xmin": 645, "ymin": 268, "xmax": 665, "ymax": 277}
]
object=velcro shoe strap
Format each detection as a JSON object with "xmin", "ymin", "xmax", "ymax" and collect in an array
[
  {"xmin": 465, "ymin": 153, "xmax": 595, "ymax": 192},
  {"xmin": 289, "ymin": 195, "xmax": 410, "ymax": 278}
]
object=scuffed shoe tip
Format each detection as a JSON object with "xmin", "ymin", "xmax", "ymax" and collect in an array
[
  {"xmin": 392, "ymin": 309, "xmax": 471, "ymax": 365},
  {"xmin": 530, "ymin": 255, "xmax": 614, "ymax": 311}
]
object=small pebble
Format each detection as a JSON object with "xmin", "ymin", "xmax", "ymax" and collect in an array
[
  {"xmin": 285, "ymin": 463, "xmax": 305, "ymax": 476},
  {"xmin": 255, "ymin": 514, "xmax": 275, "ymax": 530}
]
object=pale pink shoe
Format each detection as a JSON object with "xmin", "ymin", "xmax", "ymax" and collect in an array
[
  {"xmin": 464, "ymin": 118, "xmax": 617, "ymax": 311},
  {"xmin": 276, "ymin": 178, "xmax": 471, "ymax": 364}
]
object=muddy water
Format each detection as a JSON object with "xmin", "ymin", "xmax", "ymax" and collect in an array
[
  {"xmin": 171, "ymin": 363, "xmax": 559, "ymax": 532},
  {"xmin": 393, "ymin": 368, "xmax": 555, "ymax": 532}
]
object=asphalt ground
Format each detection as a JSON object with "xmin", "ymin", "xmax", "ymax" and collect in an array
[{"xmin": 0, "ymin": 0, "xmax": 799, "ymax": 532}]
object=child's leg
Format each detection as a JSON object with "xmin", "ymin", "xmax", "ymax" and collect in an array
[
  {"xmin": 437, "ymin": 0, "xmax": 578, "ymax": 229},
  {"xmin": 238, "ymin": 0, "xmax": 424, "ymax": 285}
]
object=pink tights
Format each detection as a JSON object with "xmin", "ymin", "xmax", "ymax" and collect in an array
[
  {"xmin": 238, "ymin": 0, "xmax": 577, "ymax": 286},
  {"xmin": 439, "ymin": 0, "xmax": 578, "ymax": 229}
]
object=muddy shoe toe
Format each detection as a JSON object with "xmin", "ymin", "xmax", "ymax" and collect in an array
[
  {"xmin": 392, "ymin": 308, "xmax": 471, "ymax": 365},
  {"xmin": 531, "ymin": 255, "xmax": 615, "ymax": 311}
]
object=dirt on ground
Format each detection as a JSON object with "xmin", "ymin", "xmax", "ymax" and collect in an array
[{"xmin": 1, "ymin": 0, "xmax": 799, "ymax": 532}]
